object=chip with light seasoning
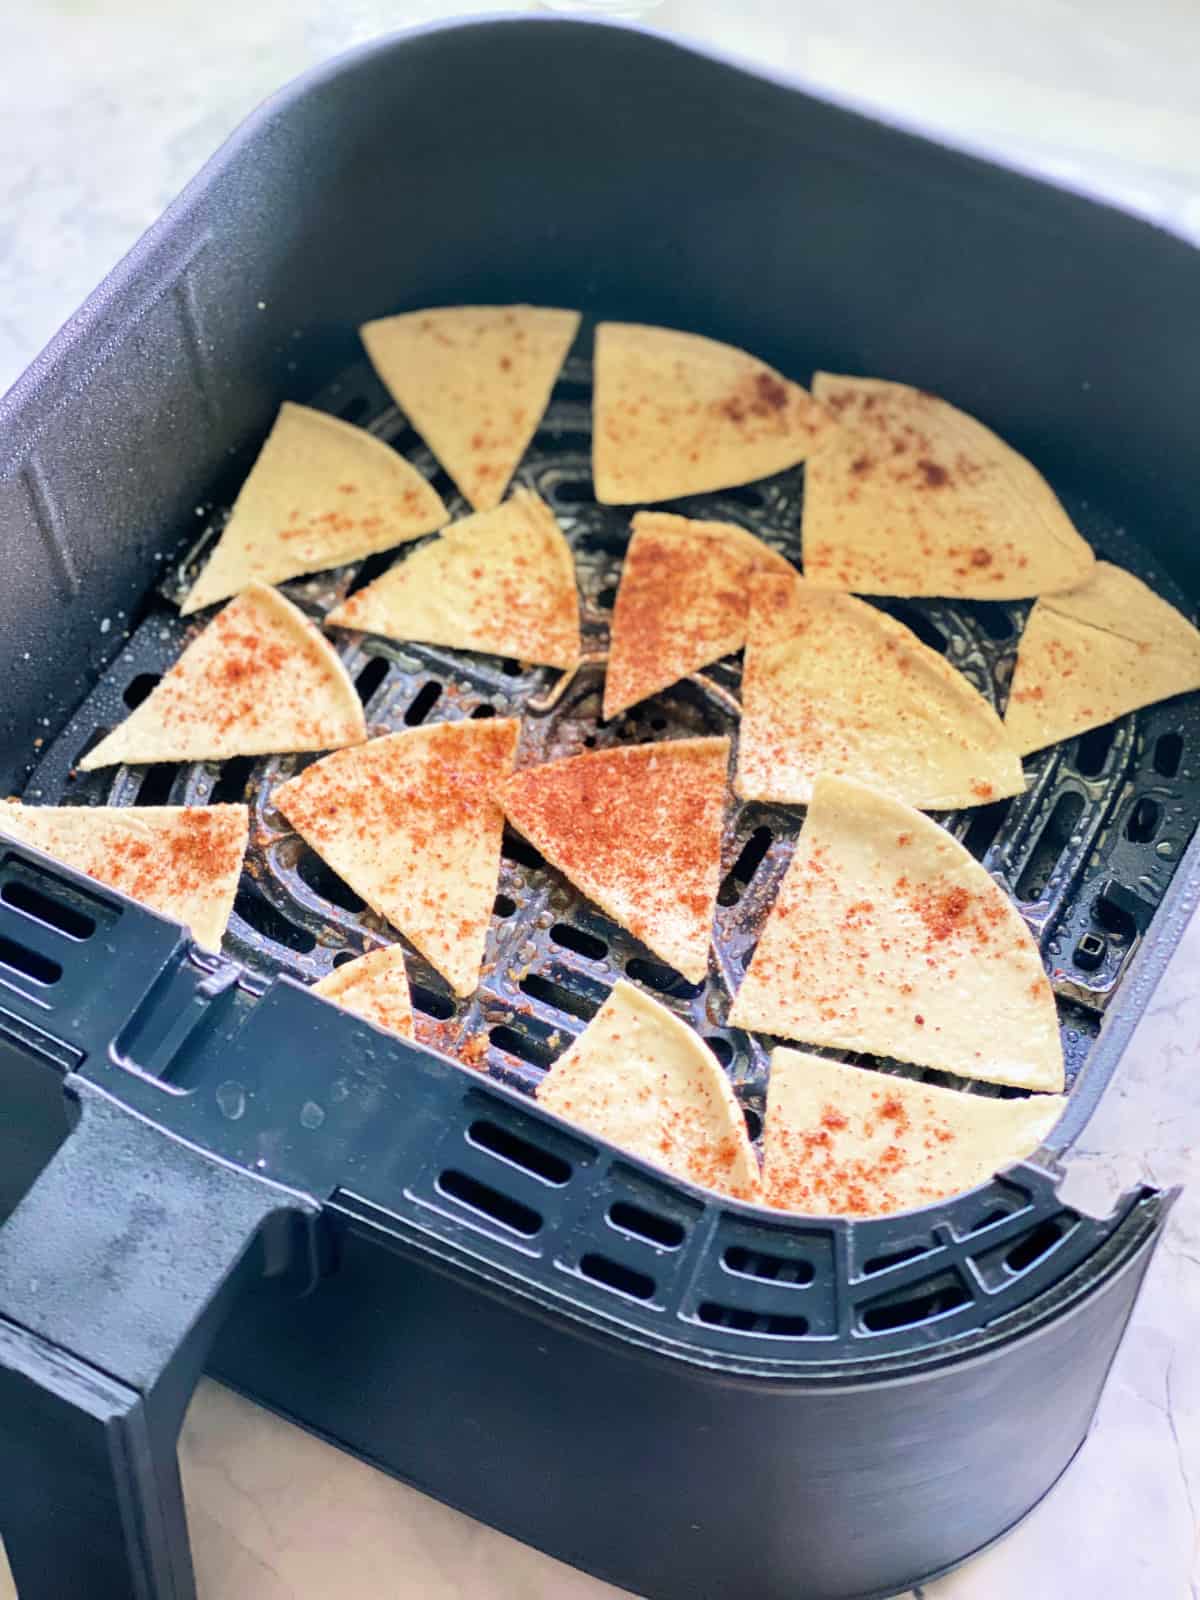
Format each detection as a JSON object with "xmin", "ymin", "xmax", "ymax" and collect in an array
[
  {"xmin": 0, "ymin": 802, "xmax": 247, "ymax": 951},
  {"xmin": 736, "ymin": 572, "xmax": 1024, "ymax": 809},
  {"xmin": 80, "ymin": 583, "xmax": 365, "ymax": 769},
  {"xmin": 360, "ymin": 305, "xmax": 580, "ymax": 512},
  {"xmin": 802, "ymin": 375, "xmax": 1094, "ymax": 599},
  {"xmin": 327, "ymin": 488, "xmax": 581, "ymax": 670},
  {"xmin": 762, "ymin": 1048, "xmax": 1064, "ymax": 1218},
  {"xmin": 603, "ymin": 511, "xmax": 792, "ymax": 720},
  {"xmin": 538, "ymin": 979, "xmax": 761, "ymax": 1203},
  {"xmin": 1005, "ymin": 561, "xmax": 1200, "ymax": 755},
  {"xmin": 498, "ymin": 737, "xmax": 729, "ymax": 985},
  {"xmin": 592, "ymin": 323, "xmax": 832, "ymax": 504},
  {"xmin": 180, "ymin": 403, "xmax": 448, "ymax": 615},
  {"xmin": 274, "ymin": 718, "xmax": 519, "ymax": 998},
  {"xmin": 730, "ymin": 774, "xmax": 1064, "ymax": 1092},
  {"xmin": 311, "ymin": 945, "xmax": 413, "ymax": 1038}
]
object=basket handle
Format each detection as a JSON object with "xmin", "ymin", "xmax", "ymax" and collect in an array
[{"xmin": 0, "ymin": 1077, "xmax": 317, "ymax": 1599}]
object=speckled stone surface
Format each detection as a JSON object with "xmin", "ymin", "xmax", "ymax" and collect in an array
[{"xmin": 0, "ymin": 3, "xmax": 1197, "ymax": 1597}]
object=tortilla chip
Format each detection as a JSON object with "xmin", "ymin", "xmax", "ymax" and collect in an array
[
  {"xmin": 312, "ymin": 945, "xmax": 413, "ymax": 1038},
  {"xmin": 538, "ymin": 979, "xmax": 760, "ymax": 1202},
  {"xmin": 762, "ymin": 1048, "xmax": 1064, "ymax": 1218},
  {"xmin": 180, "ymin": 403, "xmax": 448, "ymax": 614},
  {"xmin": 736, "ymin": 573, "xmax": 1024, "ymax": 808},
  {"xmin": 592, "ymin": 323, "xmax": 832, "ymax": 504},
  {"xmin": 0, "ymin": 802, "xmax": 247, "ymax": 951},
  {"xmin": 80, "ymin": 584, "xmax": 365, "ymax": 770},
  {"xmin": 802, "ymin": 375, "xmax": 1094, "ymax": 599},
  {"xmin": 1005, "ymin": 561, "xmax": 1200, "ymax": 755},
  {"xmin": 603, "ymin": 512, "xmax": 793, "ymax": 719},
  {"xmin": 498, "ymin": 737, "xmax": 728, "ymax": 983},
  {"xmin": 729, "ymin": 775, "xmax": 1063, "ymax": 1091},
  {"xmin": 327, "ymin": 488, "xmax": 580, "ymax": 670},
  {"xmin": 360, "ymin": 305, "xmax": 580, "ymax": 512},
  {"xmin": 274, "ymin": 718, "xmax": 519, "ymax": 997}
]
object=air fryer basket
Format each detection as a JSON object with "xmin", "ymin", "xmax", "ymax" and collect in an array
[{"xmin": 1, "ymin": 17, "xmax": 1197, "ymax": 1600}]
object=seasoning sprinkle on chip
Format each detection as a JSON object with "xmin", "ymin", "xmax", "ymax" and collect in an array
[
  {"xmin": 729, "ymin": 774, "xmax": 1064, "ymax": 1092},
  {"xmin": 498, "ymin": 736, "xmax": 730, "ymax": 984},
  {"xmin": 312, "ymin": 945, "xmax": 413, "ymax": 1038},
  {"xmin": 762, "ymin": 1048, "xmax": 1064, "ymax": 1217},
  {"xmin": 736, "ymin": 572, "xmax": 1025, "ymax": 808},
  {"xmin": 803, "ymin": 374, "xmax": 1094, "ymax": 599},
  {"xmin": 538, "ymin": 979, "xmax": 761, "ymax": 1202},
  {"xmin": 274, "ymin": 718, "xmax": 519, "ymax": 997},
  {"xmin": 592, "ymin": 323, "xmax": 833, "ymax": 504},
  {"xmin": 603, "ymin": 511, "xmax": 792, "ymax": 720},
  {"xmin": 1005, "ymin": 561, "xmax": 1200, "ymax": 755},
  {"xmin": 0, "ymin": 802, "xmax": 248, "ymax": 951},
  {"xmin": 327, "ymin": 488, "xmax": 581, "ymax": 670},
  {"xmin": 360, "ymin": 305, "xmax": 580, "ymax": 512},
  {"xmin": 180, "ymin": 403, "xmax": 447, "ymax": 614},
  {"xmin": 80, "ymin": 583, "xmax": 366, "ymax": 770}
]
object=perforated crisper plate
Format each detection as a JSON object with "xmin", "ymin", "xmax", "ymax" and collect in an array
[{"xmin": 19, "ymin": 348, "xmax": 1200, "ymax": 1154}]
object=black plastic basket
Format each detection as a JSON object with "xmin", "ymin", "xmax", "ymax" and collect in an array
[{"xmin": 0, "ymin": 18, "xmax": 1197, "ymax": 1600}]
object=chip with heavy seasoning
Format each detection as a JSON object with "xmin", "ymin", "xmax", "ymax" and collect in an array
[{"xmin": 274, "ymin": 719, "xmax": 520, "ymax": 997}]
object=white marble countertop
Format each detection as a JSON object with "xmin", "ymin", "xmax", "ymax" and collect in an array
[{"xmin": 0, "ymin": 3, "xmax": 1197, "ymax": 1596}]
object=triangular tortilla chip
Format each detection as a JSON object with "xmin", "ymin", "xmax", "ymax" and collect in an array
[
  {"xmin": 762, "ymin": 1048, "xmax": 1064, "ymax": 1218},
  {"xmin": 360, "ymin": 305, "xmax": 580, "ymax": 512},
  {"xmin": 312, "ymin": 945, "xmax": 413, "ymax": 1038},
  {"xmin": 274, "ymin": 718, "xmax": 519, "ymax": 997},
  {"xmin": 1005, "ymin": 561, "xmax": 1200, "ymax": 755},
  {"xmin": 736, "ymin": 573, "xmax": 1025, "ymax": 808},
  {"xmin": 180, "ymin": 403, "xmax": 448, "ymax": 614},
  {"xmin": 0, "ymin": 802, "xmax": 247, "ymax": 950},
  {"xmin": 327, "ymin": 488, "xmax": 580, "ymax": 669},
  {"xmin": 593, "ymin": 323, "xmax": 831, "ymax": 504},
  {"xmin": 498, "ymin": 737, "xmax": 728, "ymax": 984},
  {"xmin": 538, "ymin": 980, "xmax": 761, "ymax": 1202},
  {"xmin": 729, "ymin": 775, "xmax": 1063, "ymax": 1091},
  {"xmin": 603, "ymin": 512, "xmax": 793, "ymax": 719},
  {"xmin": 802, "ymin": 374, "xmax": 1094, "ymax": 599},
  {"xmin": 80, "ymin": 584, "xmax": 365, "ymax": 770}
]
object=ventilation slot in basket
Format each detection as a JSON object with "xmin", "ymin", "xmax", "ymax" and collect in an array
[
  {"xmin": 723, "ymin": 1245, "xmax": 813, "ymax": 1285},
  {"xmin": 697, "ymin": 1302, "xmax": 809, "ymax": 1337},
  {"xmin": 0, "ymin": 935, "xmax": 62, "ymax": 987},
  {"xmin": 437, "ymin": 1170, "xmax": 542, "ymax": 1238},
  {"xmin": 609, "ymin": 1202, "xmax": 686, "ymax": 1249},
  {"xmin": 468, "ymin": 1119, "xmax": 572, "ymax": 1185},
  {"xmin": 859, "ymin": 1273, "xmax": 970, "ymax": 1333},
  {"xmin": 1, "ymin": 880, "xmax": 95, "ymax": 941},
  {"xmin": 579, "ymin": 1253, "xmax": 655, "ymax": 1301}
]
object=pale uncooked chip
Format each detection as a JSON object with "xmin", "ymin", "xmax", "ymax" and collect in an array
[
  {"xmin": 736, "ymin": 573, "xmax": 1025, "ymax": 808},
  {"xmin": 1005, "ymin": 561, "xmax": 1200, "ymax": 755},
  {"xmin": 603, "ymin": 512, "xmax": 793, "ymax": 719},
  {"xmin": 538, "ymin": 980, "xmax": 761, "ymax": 1202},
  {"xmin": 498, "ymin": 737, "xmax": 729, "ymax": 984},
  {"xmin": 360, "ymin": 305, "xmax": 580, "ymax": 512},
  {"xmin": 312, "ymin": 945, "xmax": 413, "ymax": 1038},
  {"xmin": 762, "ymin": 1048, "xmax": 1065, "ymax": 1218},
  {"xmin": 181, "ymin": 403, "xmax": 448, "ymax": 614},
  {"xmin": 729, "ymin": 775, "xmax": 1063, "ymax": 1091},
  {"xmin": 802, "ymin": 374, "xmax": 1094, "ymax": 599},
  {"xmin": 327, "ymin": 488, "xmax": 580, "ymax": 670},
  {"xmin": 80, "ymin": 584, "xmax": 365, "ymax": 769},
  {"xmin": 274, "ymin": 718, "xmax": 519, "ymax": 997},
  {"xmin": 0, "ymin": 802, "xmax": 247, "ymax": 951},
  {"xmin": 592, "ymin": 323, "xmax": 832, "ymax": 504}
]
